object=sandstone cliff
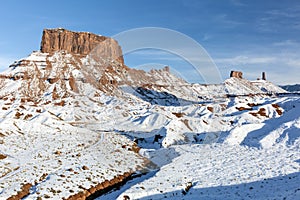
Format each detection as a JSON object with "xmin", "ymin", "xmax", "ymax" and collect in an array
[
  {"xmin": 230, "ymin": 71, "xmax": 243, "ymax": 79},
  {"xmin": 40, "ymin": 28, "xmax": 124, "ymax": 64}
]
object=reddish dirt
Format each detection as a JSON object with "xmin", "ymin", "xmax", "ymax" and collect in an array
[
  {"xmin": 275, "ymin": 109, "xmax": 283, "ymax": 115},
  {"xmin": 14, "ymin": 112, "xmax": 24, "ymax": 119},
  {"xmin": 24, "ymin": 114, "xmax": 33, "ymax": 120},
  {"xmin": 172, "ymin": 112, "xmax": 185, "ymax": 118},
  {"xmin": 69, "ymin": 75, "xmax": 79, "ymax": 93},
  {"xmin": 7, "ymin": 183, "xmax": 32, "ymax": 200},
  {"xmin": 236, "ymin": 107, "xmax": 253, "ymax": 111},
  {"xmin": 130, "ymin": 143, "xmax": 141, "ymax": 154},
  {"xmin": 181, "ymin": 119, "xmax": 193, "ymax": 131},
  {"xmin": 54, "ymin": 100, "xmax": 66, "ymax": 106},
  {"xmin": 250, "ymin": 107, "xmax": 268, "ymax": 117},
  {"xmin": 272, "ymin": 104, "xmax": 283, "ymax": 115},
  {"xmin": 207, "ymin": 107, "xmax": 214, "ymax": 112},
  {"xmin": 65, "ymin": 172, "xmax": 132, "ymax": 200},
  {"xmin": 247, "ymin": 103, "xmax": 262, "ymax": 107},
  {"xmin": 0, "ymin": 154, "xmax": 7, "ymax": 159},
  {"xmin": 257, "ymin": 108, "xmax": 267, "ymax": 116}
]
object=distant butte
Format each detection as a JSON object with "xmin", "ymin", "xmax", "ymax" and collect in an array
[{"xmin": 230, "ymin": 70, "xmax": 243, "ymax": 79}]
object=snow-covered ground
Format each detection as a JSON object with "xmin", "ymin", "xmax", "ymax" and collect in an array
[
  {"xmin": 99, "ymin": 96, "xmax": 300, "ymax": 200},
  {"xmin": 0, "ymin": 118, "xmax": 149, "ymax": 199},
  {"xmin": 0, "ymin": 51, "xmax": 299, "ymax": 199},
  {"xmin": 113, "ymin": 143, "xmax": 300, "ymax": 200}
]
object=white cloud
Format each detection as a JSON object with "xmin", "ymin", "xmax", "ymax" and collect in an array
[
  {"xmin": 128, "ymin": 49, "xmax": 172, "ymax": 56},
  {"xmin": 230, "ymin": 0, "xmax": 247, "ymax": 6},
  {"xmin": 126, "ymin": 47, "xmax": 217, "ymax": 63},
  {"xmin": 265, "ymin": 8, "xmax": 300, "ymax": 18},
  {"xmin": 202, "ymin": 34, "xmax": 212, "ymax": 41},
  {"xmin": 214, "ymin": 55, "xmax": 276, "ymax": 65},
  {"xmin": 258, "ymin": 7, "xmax": 300, "ymax": 32},
  {"xmin": 273, "ymin": 40, "xmax": 300, "ymax": 47},
  {"xmin": 127, "ymin": 50, "xmax": 183, "ymax": 62},
  {"xmin": 214, "ymin": 14, "xmax": 244, "ymax": 28}
]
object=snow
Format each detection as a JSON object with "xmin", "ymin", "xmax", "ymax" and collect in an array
[
  {"xmin": 0, "ymin": 51, "xmax": 299, "ymax": 199},
  {"xmin": 225, "ymin": 123, "xmax": 265, "ymax": 145},
  {"xmin": 110, "ymin": 95, "xmax": 299, "ymax": 199},
  {"xmin": 115, "ymin": 143, "xmax": 300, "ymax": 200},
  {"xmin": 0, "ymin": 118, "xmax": 147, "ymax": 199}
]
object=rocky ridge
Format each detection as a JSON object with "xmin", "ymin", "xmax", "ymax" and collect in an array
[{"xmin": 0, "ymin": 28, "xmax": 286, "ymax": 106}]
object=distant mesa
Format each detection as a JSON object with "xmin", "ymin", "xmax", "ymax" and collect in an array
[
  {"xmin": 230, "ymin": 71, "xmax": 243, "ymax": 79},
  {"xmin": 40, "ymin": 28, "xmax": 124, "ymax": 64},
  {"xmin": 231, "ymin": 70, "xmax": 267, "ymax": 81}
]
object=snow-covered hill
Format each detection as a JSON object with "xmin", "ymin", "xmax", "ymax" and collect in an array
[
  {"xmin": 281, "ymin": 84, "xmax": 300, "ymax": 93},
  {"xmin": 0, "ymin": 29, "xmax": 299, "ymax": 200}
]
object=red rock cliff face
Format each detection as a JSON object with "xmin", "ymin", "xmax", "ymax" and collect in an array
[
  {"xmin": 40, "ymin": 28, "xmax": 124, "ymax": 64},
  {"xmin": 230, "ymin": 71, "xmax": 243, "ymax": 79}
]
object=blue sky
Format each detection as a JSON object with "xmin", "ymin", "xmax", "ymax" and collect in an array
[{"xmin": 0, "ymin": 0, "xmax": 299, "ymax": 84}]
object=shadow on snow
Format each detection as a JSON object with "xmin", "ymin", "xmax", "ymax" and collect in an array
[{"xmin": 135, "ymin": 172, "xmax": 300, "ymax": 200}]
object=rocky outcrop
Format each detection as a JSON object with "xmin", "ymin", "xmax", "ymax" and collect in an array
[
  {"xmin": 40, "ymin": 28, "xmax": 124, "ymax": 64},
  {"xmin": 0, "ymin": 154, "xmax": 7, "ymax": 159},
  {"xmin": 7, "ymin": 183, "xmax": 32, "ymax": 200},
  {"xmin": 230, "ymin": 71, "xmax": 243, "ymax": 79},
  {"xmin": 262, "ymin": 72, "xmax": 266, "ymax": 80}
]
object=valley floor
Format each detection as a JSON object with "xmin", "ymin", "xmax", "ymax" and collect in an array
[
  {"xmin": 0, "ymin": 92, "xmax": 299, "ymax": 199},
  {"xmin": 101, "ymin": 142, "xmax": 300, "ymax": 200}
]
